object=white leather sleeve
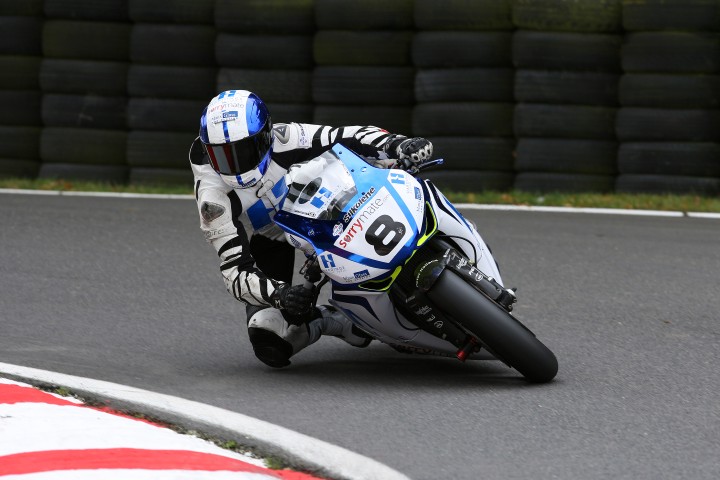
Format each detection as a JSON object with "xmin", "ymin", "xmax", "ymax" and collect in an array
[{"xmin": 190, "ymin": 140, "xmax": 281, "ymax": 307}]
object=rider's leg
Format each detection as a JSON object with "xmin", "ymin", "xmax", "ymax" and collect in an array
[{"xmin": 246, "ymin": 304, "xmax": 371, "ymax": 368}]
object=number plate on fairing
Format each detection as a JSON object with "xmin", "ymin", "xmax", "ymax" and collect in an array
[{"xmin": 334, "ymin": 186, "xmax": 410, "ymax": 260}]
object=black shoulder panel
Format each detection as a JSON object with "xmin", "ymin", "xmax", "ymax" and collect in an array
[{"xmin": 189, "ymin": 136, "xmax": 208, "ymax": 166}]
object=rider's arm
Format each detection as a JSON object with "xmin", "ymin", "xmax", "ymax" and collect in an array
[
  {"xmin": 271, "ymin": 123, "xmax": 432, "ymax": 170},
  {"xmin": 189, "ymin": 137, "xmax": 282, "ymax": 307}
]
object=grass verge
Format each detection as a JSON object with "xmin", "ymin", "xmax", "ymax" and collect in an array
[{"xmin": 1, "ymin": 178, "xmax": 719, "ymax": 213}]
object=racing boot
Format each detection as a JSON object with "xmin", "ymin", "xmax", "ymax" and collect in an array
[
  {"xmin": 247, "ymin": 306, "xmax": 312, "ymax": 368},
  {"xmin": 247, "ymin": 305, "xmax": 372, "ymax": 368},
  {"xmin": 312, "ymin": 305, "xmax": 373, "ymax": 348}
]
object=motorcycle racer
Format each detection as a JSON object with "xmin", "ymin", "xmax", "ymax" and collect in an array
[{"xmin": 190, "ymin": 89, "xmax": 434, "ymax": 368}]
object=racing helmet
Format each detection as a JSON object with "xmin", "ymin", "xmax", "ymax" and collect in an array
[{"xmin": 199, "ymin": 90, "xmax": 273, "ymax": 189}]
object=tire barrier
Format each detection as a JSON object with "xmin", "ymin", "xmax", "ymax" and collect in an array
[
  {"xmin": 215, "ymin": 0, "xmax": 315, "ymax": 128},
  {"xmin": 616, "ymin": 0, "xmax": 720, "ymax": 195},
  {"xmin": 216, "ymin": 34, "xmax": 313, "ymax": 70},
  {"xmin": 36, "ymin": 1, "xmax": 130, "ymax": 183},
  {"xmin": 413, "ymin": 0, "xmax": 515, "ymax": 192},
  {"xmin": 128, "ymin": 0, "xmax": 215, "ymax": 25},
  {"xmin": 39, "ymin": 127, "xmax": 128, "ymax": 183},
  {"xmin": 312, "ymin": 0, "xmax": 414, "ymax": 134},
  {"xmin": 1, "ymin": 0, "xmax": 719, "ymax": 196},
  {"xmin": 622, "ymin": 0, "xmax": 720, "ymax": 34},
  {"xmin": 513, "ymin": 0, "xmax": 622, "ymax": 34},
  {"xmin": 0, "ymin": 7, "xmax": 43, "ymax": 178},
  {"xmin": 316, "ymin": 0, "xmax": 414, "ymax": 30},
  {"xmin": 215, "ymin": 0, "xmax": 315, "ymax": 35},
  {"xmin": 126, "ymin": 0, "xmax": 215, "ymax": 186},
  {"xmin": 512, "ymin": 0, "xmax": 622, "ymax": 193},
  {"xmin": 43, "ymin": 0, "xmax": 128, "ymax": 22},
  {"xmin": 39, "ymin": 59, "xmax": 128, "ymax": 96},
  {"xmin": 43, "ymin": 94, "xmax": 127, "ymax": 130},
  {"xmin": 313, "ymin": 106, "xmax": 412, "ymax": 135},
  {"xmin": 414, "ymin": 0, "xmax": 513, "ymax": 31},
  {"xmin": 43, "ymin": 20, "xmax": 130, "ymax": 61},
  {"xmin": 127, "ymin": 131, "xmax": 195, "ymax": 186},
  {"xmin": 314, "ymin": 31, "xmax": 414, "ymax": 67}
]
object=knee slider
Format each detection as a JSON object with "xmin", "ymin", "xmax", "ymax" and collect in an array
[
  {"xmin": 247, "ymin": 327, "xmax": 293, "ymax": 368},
  {"xmin": 246, "ymin": 307, "xmax": 310, "ymax": 368}
]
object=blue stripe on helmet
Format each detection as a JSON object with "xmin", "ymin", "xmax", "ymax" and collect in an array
[
  {"xmin": 199, "ymin": 106, "xmax": 209, "ymax": 143},
  {"xmin": 218, "ymin": 90, "xmax": 236, "ymax": 100},
  {"xmin": 222, "ymin": 120, "xmax": 231, "ymax": 143}
]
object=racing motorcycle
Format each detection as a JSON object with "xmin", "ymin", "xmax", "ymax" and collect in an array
[{"xmin": 273, "ymin": 144, "xmax": 558, "ymax": 383}]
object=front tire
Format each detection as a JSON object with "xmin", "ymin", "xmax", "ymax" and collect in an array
[{"xmin": 427, "ymin": 270, "xmax": 558, "ymax": 383}]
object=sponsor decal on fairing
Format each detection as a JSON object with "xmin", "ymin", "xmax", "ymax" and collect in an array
[
  {"xmin": 337, "ymin": 189, "xmax": 390, "ymax": 249},
  {"xmin": 342, "ymin": 187, "xmax": 376, "ymax": 223}
]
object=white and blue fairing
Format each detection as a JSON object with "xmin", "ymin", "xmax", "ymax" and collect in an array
[{"xmin": 274, "ymin": 144, "xmax": 428, "ymax": 289}]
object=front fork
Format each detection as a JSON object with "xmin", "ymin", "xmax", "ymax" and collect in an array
[
  {"xmin": 391, "ymin": 247, "xmax": 517, "ymax": 361},
  {"xmin": 416, "ymin": 248, "xmax": 517, "ymax": 312}
]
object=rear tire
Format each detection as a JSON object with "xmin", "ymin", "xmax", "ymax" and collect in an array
[{"xmin": 427, "ymin": 270, "xmax": 558, "ymax": 383}]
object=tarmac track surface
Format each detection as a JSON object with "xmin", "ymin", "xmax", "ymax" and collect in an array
[{"xmin": 1, "ymin": 193, "xmax": 718, "ymax": 480}]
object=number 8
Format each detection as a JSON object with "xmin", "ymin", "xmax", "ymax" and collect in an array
[{"xmin": 365, "ymin": 215, "xmax": 405, "ymax": 256}]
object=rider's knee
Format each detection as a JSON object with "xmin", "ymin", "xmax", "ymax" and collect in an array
[
  {"xmin": 247, "ymin": 325, "xmax": 294, "ymax": 368},
  {"xmin": 246, "ymin": 306, "xmax": 310, "ymax": 368}
]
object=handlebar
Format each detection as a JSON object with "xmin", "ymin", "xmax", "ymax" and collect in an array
[{"xmin": 407, "ymin": 158, "xmax": 444, "ymax": 174}]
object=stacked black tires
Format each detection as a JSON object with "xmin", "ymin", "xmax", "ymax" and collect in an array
[
  {"xmin": 0, "ymin": 1, "xmax": 43, "ymax": 178},
  {"xmin": 411, "ymin": 0, "xmax": 515, "ymax": 192},
  {"xmin": 512, "ymin": 0, "xmax": 622, "ymax": 193},
  {"xmin": 37, "ymin": 0, "xmax": 130, "ymax": 183},
  {"xmin": 126, "ymin": 0, "xmax": 216, "ymax": 186},
  {"xmin": 215, "ymin": 0, "xmax": 315, "ymax": 125},
  {"xmin": 616, "ymin": 0, "xmax": 720, "ymax": 195},
  {"xmin": 312, "ymin": 0, "xmax": 414, "ymax": 133},
  {"xmin": 0, "ymin": 0, "xmax": 719, "ymax": 196}
]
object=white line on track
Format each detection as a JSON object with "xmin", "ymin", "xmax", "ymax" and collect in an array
[
  {"xmin": 0, "ymin": 363, "xmax": 411, "ymax": 480},
  {"xmin": 453, "ymin": 203, "xmax": 686, "ymax": 217}
]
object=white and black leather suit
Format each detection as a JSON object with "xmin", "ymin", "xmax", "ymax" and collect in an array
[{"xmin": 189, "ymin": 123, "xmax": 426, "ymax": 366}]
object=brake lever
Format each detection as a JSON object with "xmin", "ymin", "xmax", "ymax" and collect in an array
[{"xmin": 408, "ymin": 158, "xmax": 444, "ymax": 174}]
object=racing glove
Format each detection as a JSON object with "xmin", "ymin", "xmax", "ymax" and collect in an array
[
  {"xmin": 272, "ymin": 283, "xmax": 315, "ymax": 316},
  {"xmin": 384, "ymin": 135, "xmax": 434, "ymax": 171}
]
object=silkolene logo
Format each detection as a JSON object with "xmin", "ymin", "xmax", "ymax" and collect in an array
[
  {"xmin": 342, "ymin": 187, "xmax": 376, "ymax": 223},
  {"xmin": 338, "ymin": 189, "xmax": 389, "ymax": 249}
]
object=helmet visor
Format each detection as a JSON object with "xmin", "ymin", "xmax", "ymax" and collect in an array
[{"xmin": 204, "ymin": 119, "xmax": 273, "ymax": 176}]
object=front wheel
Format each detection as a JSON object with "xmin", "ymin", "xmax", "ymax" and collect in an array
[{"xmin": 427, "ymin": 270, "xmax": 558, "ymax": 383}]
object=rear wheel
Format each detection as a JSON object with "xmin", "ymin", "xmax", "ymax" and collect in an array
[{"xmin": 427, "ymin": 270, "xmax": 558, "ymax": 383}]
